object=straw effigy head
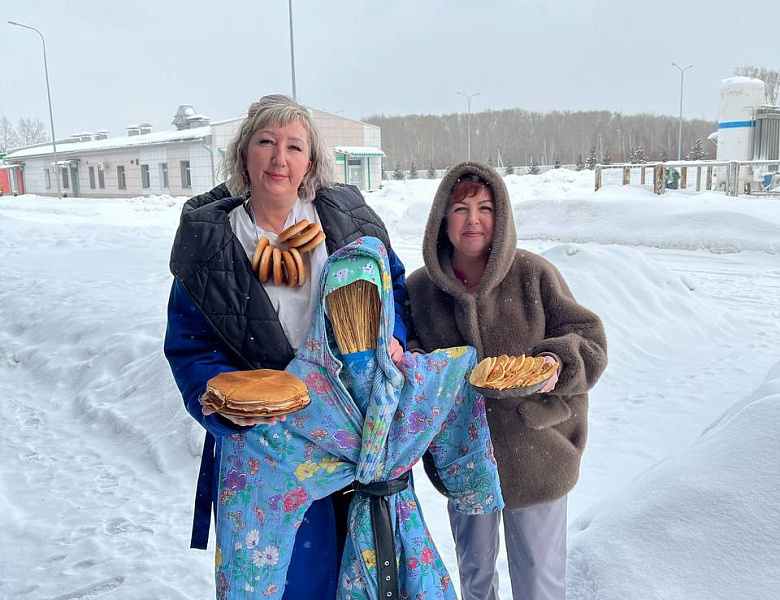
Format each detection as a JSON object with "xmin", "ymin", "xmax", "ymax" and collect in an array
[{"xmin": 323, "ymin": 256, "xmax": 383, "ymax": 355}]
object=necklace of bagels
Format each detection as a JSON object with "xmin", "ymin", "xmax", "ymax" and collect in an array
[{"xmin": 251, "ymin": 219, "xmax": 326, "ymax": 287}]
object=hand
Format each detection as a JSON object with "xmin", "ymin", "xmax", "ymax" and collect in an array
[
  {"xmin": 202, "ymin": 405, "xmax": 286, "ymax": 427},
  {"xmin": 388, "ymin": 336, "xmax": 404, "ymax": 365},
  {"xmin": 538, "ymin": 355, "xmax": 559, "ymax": 393}
]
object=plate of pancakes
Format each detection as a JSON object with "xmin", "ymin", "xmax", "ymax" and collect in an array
[
  {"xmin": 468, "ymin": 354, "xmax": 558, "ymax": 398},
  {"xmin": 200, "ymin": 369, "xmax": 311, "ymax": 418}
]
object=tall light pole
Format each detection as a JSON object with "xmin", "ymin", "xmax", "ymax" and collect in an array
[
  {"xmin": 456, "ymin": 91, "xmax": 481, "ymax": 161},
  {"xmin": 288, "ymin": 0, "xmax": 297, "ymax": 100},
  {"xmin": 671, "ymin": 62, "xmax": 693, "ymax": 160},
  {"xmin": 9, "ymin": 20, "xmax": 62, "ymax": 199}
]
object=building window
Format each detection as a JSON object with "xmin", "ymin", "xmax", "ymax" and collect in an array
[
  {"xmin": 98, "ymin": 167, "xmax": 105, "ymax": 189},
  {"xmin": 159, "ymin": 163, "xmax": 169, "ymax": 188},
  {"xmin": 117, "ymin": 165, "xmax": 126, "ymax": 190},
  {"xmin": 89, "ymin": 166, "xmax": 96, "ymax": 189},
  {"xmin": 141, "ymin": 164, "xmax": 150, "ymax": 189},
  {"xmin": 61, "ymin": 167, "xmax": 70, "ymax": 189},
  {"xmin": 180, "ymin": 160, "xmax": 191, "ymax": 188},
  {"xmin": 45, "ymin": 168, "xmax": 51, "ymax": 190}
]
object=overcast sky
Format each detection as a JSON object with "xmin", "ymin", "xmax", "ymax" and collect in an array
[{"xmin": 2, "ymin": 0, "xmax": 778, "ymax": 141}]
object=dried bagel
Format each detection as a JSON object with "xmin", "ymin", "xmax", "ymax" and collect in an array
[
  {"xmin": 282, "ymin": 250, "xmax": 298, "ymax": 287},
  {"xmin": 278, "ymin": 219, "xmax": 310, "ymax": 244},
  {"xmin": 272, "ymin": 248, "xmax": 283, "ymax": 285},
  {"xmin": 252, "ymin": 236, "xmax": 270, "ymax": 272},
  {"xmin": 287, "ymin": 223, "xmax": 326, "ymax": 252},
  {"xmin": 286, "ymin": 222, "xmax": 320, "ymax": 247},
  {"xmin": 258, "ymin": 245, "xmax": 274, "ymax": 283},
  {"xmin": 289, "ymin": 247, "xmax": 305, "ymax": 286},
  {"xmin": 297, "ymin": 230, "xmax": 327, "ymax": 253}
]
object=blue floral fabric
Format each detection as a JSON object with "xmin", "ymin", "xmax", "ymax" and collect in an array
[{"xmin": 214, "ymin": 237, "xmax": 503, "ymax": 600}]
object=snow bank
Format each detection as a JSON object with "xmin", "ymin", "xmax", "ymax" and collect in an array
[
  {"xmin": 541, "ymin": 243, "xmax": 736, "ymax": 367},
  {"xmin": 567, "ymin": 360, "xmax": 780, "ymax": 600}
]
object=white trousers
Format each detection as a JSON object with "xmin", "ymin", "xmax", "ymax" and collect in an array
[{"xmin": 447, "ymin": 496, "xmax": 567, "ymax": 600}]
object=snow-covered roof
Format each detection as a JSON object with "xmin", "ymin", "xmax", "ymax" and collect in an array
[
  {"xmin": 334, "ymin": 146, "xmax": 385, "ymax": 157},
  {"xmin": 5, "ymin": 126, "xmax": 211, "ymax": 160}
]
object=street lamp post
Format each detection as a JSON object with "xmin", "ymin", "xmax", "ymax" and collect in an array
[
  {"xmin": 456, "ymin": 91, "xmax": 481, "ymax": 161},
  {"xmin": 288, "ymin": 0, "xmax": 297, "ymax": 100},
  {"xmin": 8, "ymin": 20, "xmax": 62, "ymax": 199},
  {"xmin": 671, "ymin": 62, "xmax": 693, "ymax": 160}
]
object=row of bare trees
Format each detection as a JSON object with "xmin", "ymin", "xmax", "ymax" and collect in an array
[
  {"xmin": 1, "ymin": 116, "xmax": 49, "ymax": 153},
  {"xmin": 366, "ymin": 109, "xmax": 717, "ymax": 170}
]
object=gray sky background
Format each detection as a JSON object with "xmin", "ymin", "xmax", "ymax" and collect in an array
[{"xmin": 2, "ymin": 0, "xmax": 778, "ymax": 140}]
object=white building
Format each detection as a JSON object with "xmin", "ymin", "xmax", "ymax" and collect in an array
[{"xmin": 3, "ymin": 105, "xmax": 384, "ymax": 198}]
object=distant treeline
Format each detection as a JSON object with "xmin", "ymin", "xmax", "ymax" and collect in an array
[{"xmin": 364, "ymin": 109, "xmax": 718, "ymax": 170}]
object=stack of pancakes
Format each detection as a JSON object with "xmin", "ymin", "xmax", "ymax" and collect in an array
[
  {"xmin": 200, "ymin": 369, "xmax": 310, "ymax": 418},
  {"xmin": 469, "ymin": 354, "xmax": 557, "ymax": 390}
]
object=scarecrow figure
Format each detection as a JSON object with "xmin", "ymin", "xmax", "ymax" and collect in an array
[{"xmin": 214, "ymin": 237, "xmax": 503, "ymax": 600}]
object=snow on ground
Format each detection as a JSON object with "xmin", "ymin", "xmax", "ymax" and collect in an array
[
  {"xmin": 1, "ymin": 170, "xmax": 779, "ymax": 599},
  {"xmin": 567, "ymin": 361, "xmax": 780, "ymax": 600}
]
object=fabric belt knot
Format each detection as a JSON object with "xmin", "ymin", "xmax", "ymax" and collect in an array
[{"xmin": 352, "ymin": 471, "xmax": 410, "ymax": 599}]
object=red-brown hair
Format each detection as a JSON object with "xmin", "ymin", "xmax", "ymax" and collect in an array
[{"xmin": 449, "ymin": 176, "xmax": 492, "ymax": 204}]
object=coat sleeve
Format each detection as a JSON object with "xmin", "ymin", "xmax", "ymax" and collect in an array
[
  {"xmin": 388, "ymin": 247, "xmax": 408, "ymax": 349},
  {"xmin": 164, "ymin": 279, "xmax": 250, "ymax": 437},
  {"xmin": 404, "ymin": 313, "xmax": 423, "ymax": 355},
  {"xmin": 532, "ymin": 263, "xmax": 608, "ymax": 397}
]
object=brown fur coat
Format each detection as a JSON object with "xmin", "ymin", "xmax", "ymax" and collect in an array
[{"xmin": 407, "ymin": 161, "xmax": 608, "ymax": 509}]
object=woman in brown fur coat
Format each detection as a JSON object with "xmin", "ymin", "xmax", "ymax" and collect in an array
[{"xmin": 406, "ymin": 161, "xmax": 607, "ymax": 600}]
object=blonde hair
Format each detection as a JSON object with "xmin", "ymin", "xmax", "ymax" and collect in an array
[{"xmin": 223, "ymin": 94, "xmax": 333, "ymax": 201}]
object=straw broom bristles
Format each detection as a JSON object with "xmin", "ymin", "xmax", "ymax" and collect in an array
[{"xmin": 327, "ymin": 280, "xmax": 381, "ymax": 354}]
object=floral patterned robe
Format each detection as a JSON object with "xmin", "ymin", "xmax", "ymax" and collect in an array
[{"xmin": 215, "ymin": 237, "xmax": 503, "ymax": 600}]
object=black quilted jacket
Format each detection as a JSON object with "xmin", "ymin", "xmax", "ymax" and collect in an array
[{"xmin": 169, "ymin": 183, "xmax": 403, "ymax": 370}]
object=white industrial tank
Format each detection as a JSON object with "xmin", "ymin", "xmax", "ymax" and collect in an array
[{"xmin": 716, "ymin": 77, "xmax": 766, "ymax": 160}]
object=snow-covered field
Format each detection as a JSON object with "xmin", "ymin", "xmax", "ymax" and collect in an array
[{"xmin": 2, "ymin": 170, "xmax": 779, "ymax": 599}]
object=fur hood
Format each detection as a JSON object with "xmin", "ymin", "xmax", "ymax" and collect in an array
[{"xmin": 423, "ymin": 161, "xmax": 517, "ymax": 298}]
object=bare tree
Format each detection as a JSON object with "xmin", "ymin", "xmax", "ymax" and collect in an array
[
  {"xmin": 734, "ymin": 65, "xmax": 780, "ymax": 105},
  {"xmin": 1, "ymin": 116, "xmax": 19, "ymax": 152},
  {"xmin": 16, "ymin": 118, "xmax": 49, "ymax": 147}
]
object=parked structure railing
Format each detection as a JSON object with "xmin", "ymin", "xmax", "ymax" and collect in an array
[{"xmin": 594, "ymin": 160, "xmax": 780, "ymax": 196}]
